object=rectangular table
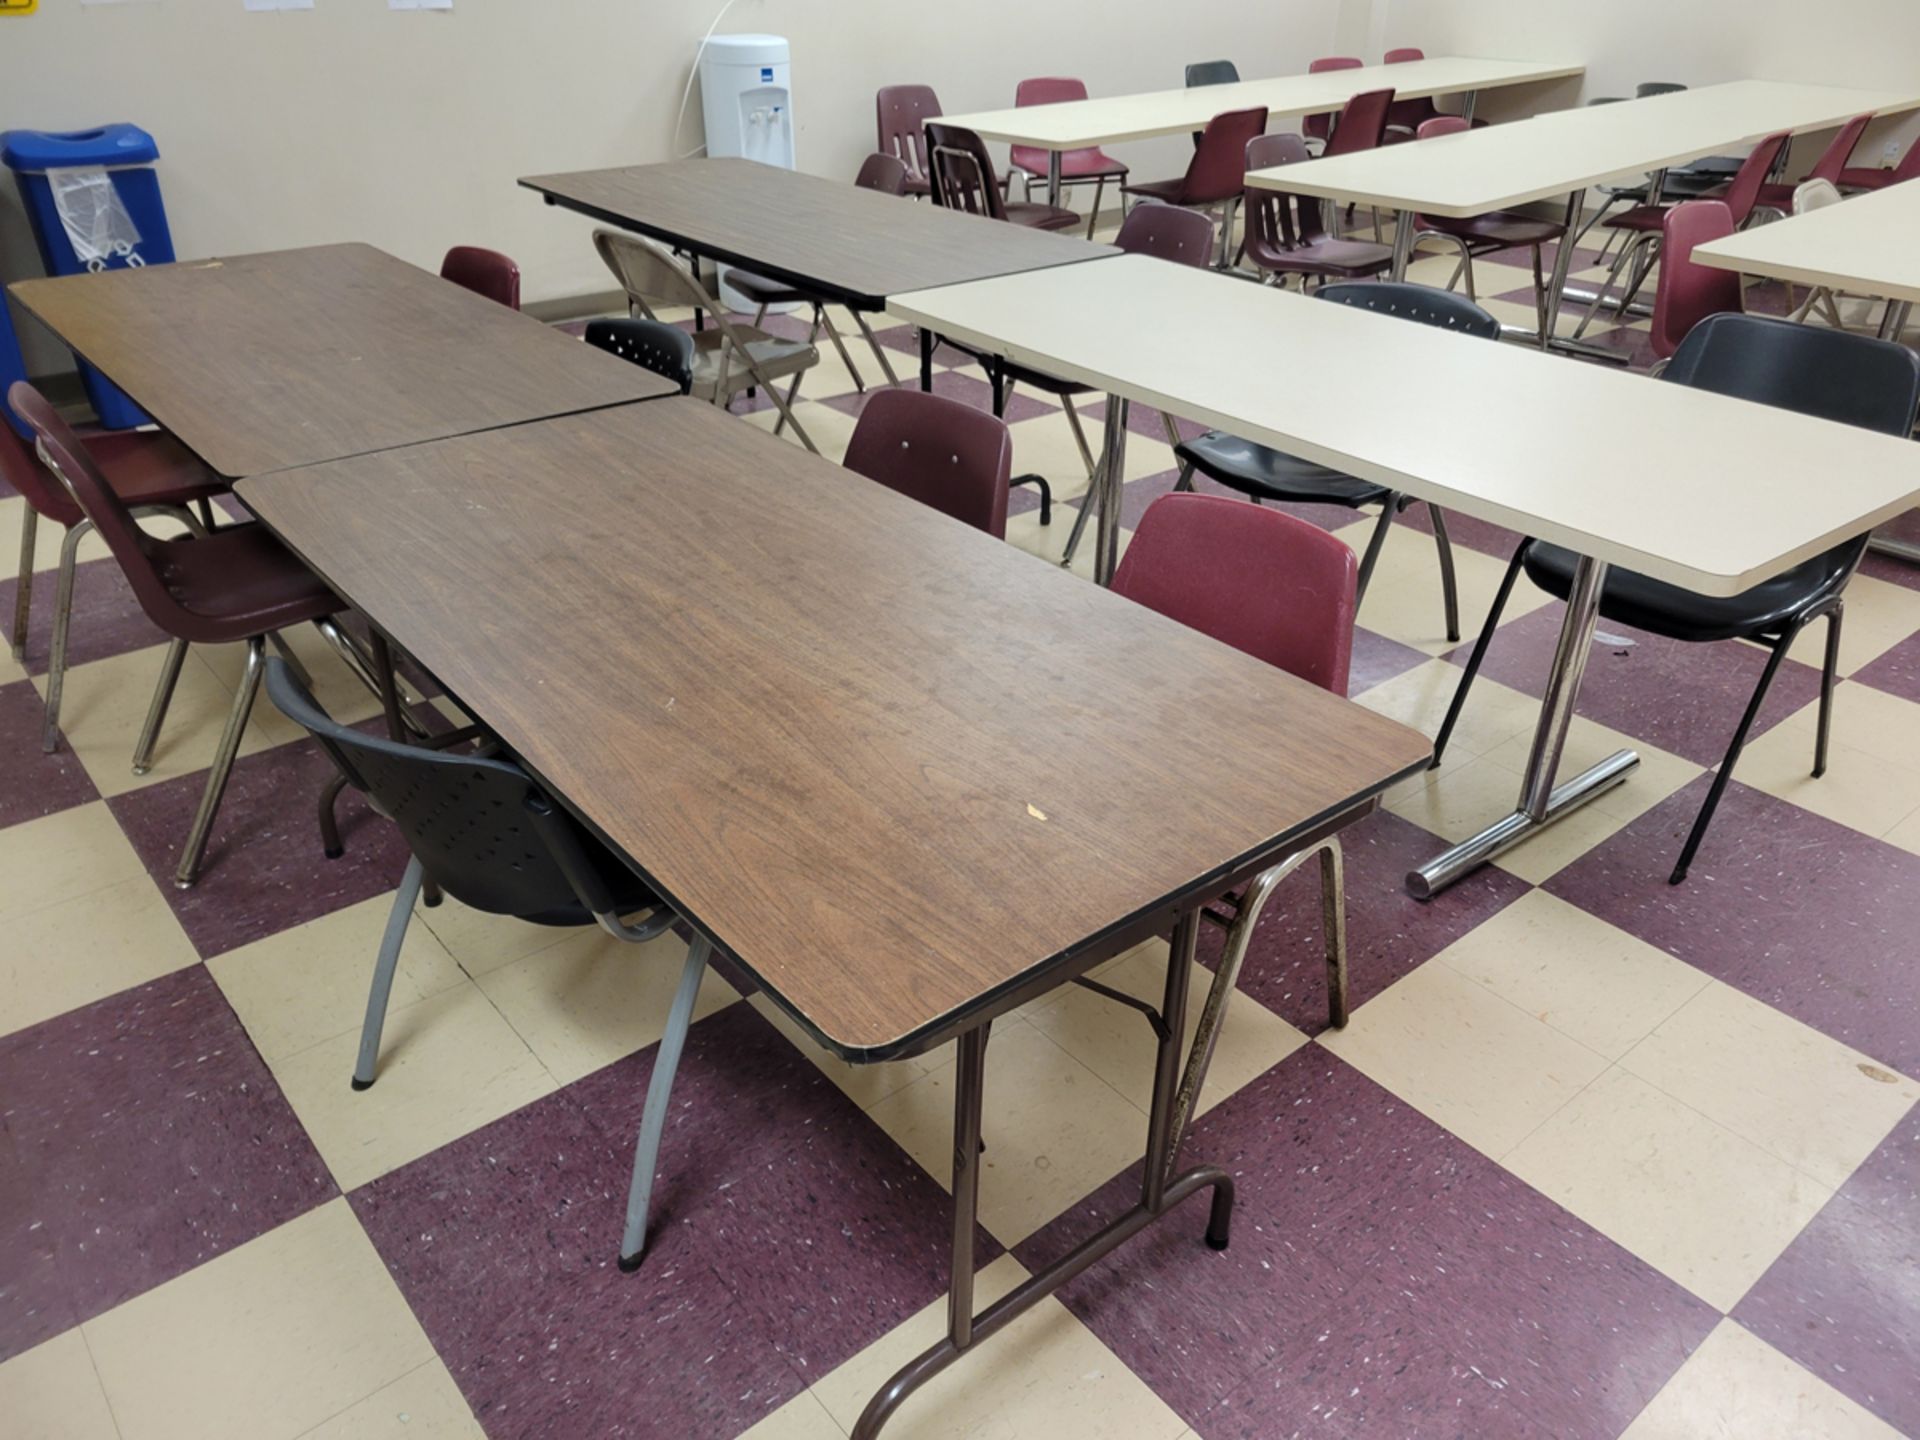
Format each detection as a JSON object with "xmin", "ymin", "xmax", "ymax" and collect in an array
[
  {"xmin": 889, "ymin": 255, "xmax": 1920, "ymax": 893},
  {"xmin": 1251, "ymin": 79, "xmax": 1920, "ymax": 353},
  {"xmin": 7, "ymin": 243, "xmax": 672, "ymax": 479},
  {"xmin": 939, "ymin": 56, "xmax": 1584, "ymax": 205},
  {"xmin": 238, "ymin": 397, "xmax": 1430, "ymax": 1436}
]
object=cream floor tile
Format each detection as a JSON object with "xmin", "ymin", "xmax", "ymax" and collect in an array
[
  {"xmin": 208, "ymin": 891, "xmax": 467, "ymax": 1063},
  {"xmin": 1, "ymin": 640, "xmax": 22, "ymax": 687},
  {"xmin": 1385, "ymin": 752, "xmax": 1627, "ymax": 885},
  {"xmin": 416, "ymin": 893, "xmax": 575, "ymax": 976},
  {"xmin": 1024, "ymin": 940, "xmax": 1307, "ymax": 1117},
  {"xmin": 473, "ymin": 928, "xmax": 738, "ymax": 1085},
  {"xmin": 42, "ymin": 643, "xmax": 282, "ymax": 799},
  {"xmin": 0, "ymin": 1329, "xmax": 120, "ymax": 1440},
  {"xmin": 1, "ymin": 875, "xmax": 199, "ymax": 1037},
  {"xmin": 1619, "ymin": 1319, "xmax": 1904, "ymax": 1440},
  {"xmin": 1885, "ymin": 803, "xmax": 1920, "ymax": 860},
  {"xmin": 742, "ymin": 398, "xmax": 859, "ymax": 465},
  {"xmin": 1504, "ymin": 1068, "xmax": 1832, "ymax": 1311},
  {"xmin": 863, "ymin": 1018, "xmax": 1146, "ymax": 1245},
  {"xmin": 198, "ymin": 625, "xmax": 385, "ymax": 736},
  {"xmin": 269, "ymin": 982, "xmax": 556, "ymax": 1190},
  {"xmin": 1739, "ymin": 689, "xmax": 1920, "ymax": 841},
  {"xmin": 1003, "ymin": 501, "xmax": 1128, "ymax": 582},
  {"xmin": 1621, "ymin": 980, "xmax": 1919, "ymax": 1191},
  {"xmin": 295, "ymin": 1360, "xmax": 485, "ymax": 1440},
  {"xmin": 1006, "ymin": 409, "xmax": 1172, "ymax": 492},
  {"xmin": 1337, "ymin": 522, "xmax": 1554, "ymax": 656},
  {"xmin": 737, "ymin": 1387, "xmax": 847, "ymax": 1440},
  {"xmin": 748, "ymin": 991, "xmax": 939, "ymax": 1111},
  {"xmin": 85, "ymin": 1199, "xmax": 433, "ymax": 1440},
  {"xmin": 1316, "ymin": 959, "xmax": 1610, "ymax": 1160},
  {"xmin": 0, "ymin": 800, "xmax": 148, "ymax": 921},
  {"xmin": 1435, "ymin": 890, "xmax": 1710, "ymax": 1061},
  {"xmin": 1353, "ymin": 659, "xmax": 1541, "ymax": 763},
  {"xmin": 1771, "ymin": 573, "xmax": 1920, "ymax": 677},
  {"xmin": 811, "ymin": 1255, "xmax": 1189, "ymax": 1440},
  {"xmin": 1480, "ymin": 714, "xmax": 1703, "ymax": 826}
]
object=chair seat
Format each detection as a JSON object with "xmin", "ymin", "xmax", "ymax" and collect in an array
[
  {"xmin": 1838, "ymin": 166, "xmax": 1896, "ymax": 192},
  {"xmin": 688, "ymin": 327, "xmax": 819, "ymax": 400},
  {"xmin": 1418, "ymin": 211, "xmax": 1565, "ymax": 246},
  {"xmin": 1602, "ymin": 203, "xmax": 1672, "ymax": 234},
  {"xmin": 1247, "ymin": 235, "xmax": 1396, "ymax": 280},
  {"xmin": 1523, "ymin": 541, "xmax": 1851, "ymax": 643},
  {"xmin": 1177, "ymin": 432, "xmax": 1388, "ymax": 507},
  {"xmin": 1000, "ymin": 357, "xmax": 1092, "ymax": 397},
  {"xmin": 726, "ymin": 268, "xmax": 811, "ymax": 307},
  {"xmin": 902, "ymin": 171, "xmax": 933, "ymax": 198},
  {"xmin": 1011, "ymin": 145, "xmax": 1129, "ymax": 181},
  {"xmin": 1120, "ymin": 177, "xmax": 1202, "ymax": 206},
  {"xmin": 1005, "ymin": 199, "xmax": 1083, "ymax": 231},
  {"xmin": 24, "ymin": 429, "xmax": 224, "ymax": 530},
  {"xmin": 151, "ymin": 521, "xmax": 340, "ymax": 644}
]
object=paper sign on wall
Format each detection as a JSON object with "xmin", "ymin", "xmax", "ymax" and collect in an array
[
  {"xmin": 244, "ymin": 0, "xmax": 314, "ymax": 9},
  {"xmin": 389, "ymin": 0, "xmax": 452, "ymax": 8}
]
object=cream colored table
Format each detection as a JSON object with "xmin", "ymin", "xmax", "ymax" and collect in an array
[
  {"xmin": 939, "ymin": 56, "xmax": 1582, "ymax": 207},
  {"xmin": 1251, "ymin": 80, "xmax": 1920, "ymax": 353},
  {"xmin": 890, "ymin": 255, "xmax": 1920, "ymax": 893}
]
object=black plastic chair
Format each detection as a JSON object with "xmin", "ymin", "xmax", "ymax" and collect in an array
[
  {"xmin": 584, "ymin": 318, "xmax": 696, "ymax": 395},
  {"xmin": 1433, "ymin": 314, "xmax": 1920, "ymax": 884},
  {"xmin": 1174, "ymin": 282, "xmax": 1502, "ymax": 643},
  {"xmin": 265, "ymin": 658, "xmax": 708, "ymax": 1270}
]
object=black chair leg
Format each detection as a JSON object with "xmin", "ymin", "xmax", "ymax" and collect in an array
[
  {"xmin": 1011, "ymin": 474, "xmax": 1053, "ymax": 525},
  {"xmin": 1670, "ymin": 624, "xmax": 1803, "ymax": 886},
  {"xmin": 1431, "ymin": 541, "xmax": 1527, "ymax": 770},
  {"xmin": 1815, "ymin": 603, "xmax": 1844, "ymax": 778},
  {"xmin": 1353, "ymin": 500, "xmax": 1398, "ymax": 605},
  {"xmin": 1427, "ymin": 503, "xmax": 1461, "ymax": 643}
]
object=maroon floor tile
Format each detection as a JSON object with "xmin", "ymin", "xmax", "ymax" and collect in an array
[
  {"xmin": 107, "ymin": 730, "xmax": 412, "ymax": 958},
  {"xmin": 0, "ymin": 679, "xmax": 97, "ymax": 828},
  {"xmin": 821, "ymin": 366, "xmax": 1057, "ymax": 425},
  {"xmin": 0, "ymin": 556, "xmax": 166, "ymax": 677},
  {"xmin": 1349, "ymin": 627, "xmax": 1433, "ymax": 697},
  {"xmin": 1194, "ymin": 808, "xmax": 1530, "ymax": 1038},
  {"xmin": 1549, "ymin": 775, "xmax": 1920, "ymax": 1075},
  {"xmin": 1446, "ymin": 603, "xmax": 1824, "ymax": 769},
  {"xmin": 1851, "ymin": 633, "xmax": 1920, "ymax": 706},
  {"xmin": 0, "ymin": 966, "xmax": 335, "ymax": 1363}
]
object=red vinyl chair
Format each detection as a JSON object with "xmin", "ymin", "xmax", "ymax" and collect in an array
[
  {"xmin": 1304, "ymin": 56, "xmax": 1363, "ymax": 152},
  {"xmin": 842, "ymin": 389, "xmax": 1014, "ymax": 539},
  {"xmin": 439, "ymin": 246, "xmax": 521, "ymax": 310},
  {"xmin": 1009, "ymin": 78, "xmax": 1130, "ymax": 238},
  {"xmin": 1121, "ymin": 105, "xmax": 1269, "ymax": 268},
  {"xmin": 1747, "ymin": 113, "xmax": 1872, "ymax": 220},
  {"xmin": 876, "ymin": 84, "xmax": 942, "ymax": 198},
  {"xmin": 1111, "ymin": 491, "xmax": 1357, "ymax": 1036},
  {"xmin": 924, "ymin": 122, "xmax": 1079, "ymax": 231},
  {"xmin": 1383, "ymin": 46, "xmax": 1439, "ymax": 138},
  {"xmin": 1647, "ymin": 200, "xmax": 1744, "ymax": 369},
  {"xmin": 1241, "ymin": 133, "xmax": 1395, "ymax": 286},
  {"xmin": 1320, "ymin": 88, "xmax": 1397, "ymax": 240}
]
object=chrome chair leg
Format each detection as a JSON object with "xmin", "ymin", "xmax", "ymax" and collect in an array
[
  {"xmin": 1060, "ymin": 394, "xmax": 1099, "ymax": 480},
  {"xmin": 1531, "ymin": 244, "xmax": 1551, "ymax": 339},
  {"xmin": 1172, "ymin": 459, "xmax": 1197, "ymax": 493},
  {"xmin": 10, "ymin": 504, "xmax": 36, "ymax": 662},
  {"xmin": 1574, "ymin": 232, "xmax": 1647, "ymax": 340},
  {"xmin": 352, "ymin": 854, "xmax": 426, "ymax": 1089},
  {"xmin": 851, "ymin": 311, "xmax": 902, "ymax": 387},
  {"xmin": 131, "ymin": 636, "xmax": 190, "ymax": 774},
  {"xmin": 818, "ymin": 305, "xmax": 868, "ymax": 394},
  {"xmin": 1428, "ymin": 504, "xmax": 1461, "ymax": 643},
  {"xmin": 1431, "ymin": 542, "xmax": 1527, "ymax": 769},
  {"xmin": 1085, "ymin": 176, "xmax": 1108, "ymax": 240},
  {"xmin": 174, "ymin": 634, "xmax": 266, "ymax": 888},
  {"xmin": 265, "ymin": 630, "xmax": 316, "ymax": 692},
  {"xmin": 620, "ymin": 935, "xmax": 713, "ymax": 1270},
  {"xmin": 40, "ymin": 518, "xmax": 92, "ymax": 754},
  {"xmin": 1060, "ymin": 484, "xmax": 1097, "ymax": 566},
  {"xmin": 773, "ymin": 307, "xmax": 827, "ymax": 439},
  {"xmin": 1158, "ymin": 411, "xmax": 1184, "ymax": 450}
]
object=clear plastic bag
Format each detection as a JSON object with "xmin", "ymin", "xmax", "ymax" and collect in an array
[{"xmin": 49, "ymin": 167, "xmax": 144, "ymax": 271}]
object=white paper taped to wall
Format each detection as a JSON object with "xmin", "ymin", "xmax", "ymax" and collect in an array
[
  {"xmin": 244, "ymin": 0, "xmax": 314, "ymax": 10},
  {"xmin": 389, "ymin": 0, "xmax": 452, "ymax": 8}
]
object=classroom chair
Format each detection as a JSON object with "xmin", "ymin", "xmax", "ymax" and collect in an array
[
  {"xmin": 842, "ymin": 389, "xmax": 1014, "ymax": 538},
  {"xmin": 1008, "ymin": 78, "xmax": 1130, "ymax": 238},
  {"xmin": 1433, "ymin": 314, "xmax": 1920, "ymax": 883},
  {"xmin": 439, "ymin": 246, "xmax": 521, "ymax": 310},
  {"xmin": 1383, "ymin": 46, "xmax": 1441, "ymax": 139},
  {"xmin": 1783, "ymin": 180, "xmax": 1852, "ymax": 327},
  {"xmin": 583, "ymin": 318, "xmax": 696, "ymax": 394},
  {"xmin": 1185, "ymin": 60, "xmax": 1241, "ymax": 146},
  {"xmin": 876, "ymin": 84, "xmax": 942, "ymax": 198},
  {"xmin": 1120, "ymin": 105, "xmax": 1269, "ymax": 269},
  {"xmin": 1839, "ymin": 135, "xmax": 1920, "ymax": 192},
  {"xmin": 1320, "ymin": 88, "xmax": 1396, "ymax": 240},
  {"xmin": 1645, "ymin": 200, "xmax": 1745, "ymax": 372},
  {"xmin": 1304, "ymin": 56, "xmax": 1364, "ymax": 153},
  {"xmin": 1239, "ymin": 133, "xmax": 1395, "ymax": 286},
  {"xmin": 1742, "ymin": 113, "xmax": 1872, "ymax": 222},
  {"xmin": 924, "ymin": 123, "xmax": 1080, "ymax": 231}
]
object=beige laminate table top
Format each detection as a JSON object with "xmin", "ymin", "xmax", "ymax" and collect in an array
[
  {"xmin": 890, "ymin": 255, "xmax": 1920, "ymax": 597},
  {"xmin": 1251, "ymin": 79, "xmax": 1920, "ymax": 218},
  {"xmin": 1694, "ymin": 180, "xmax": 1920, "ymax": 304},
  {"xmin": 934, "ymin": 56, "xmax": 1582, "ymax": 151}
]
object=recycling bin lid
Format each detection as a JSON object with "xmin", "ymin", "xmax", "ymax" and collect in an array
[{"xmin": 1, "ymin": 124, "xmax": 159, "ymax": 174}]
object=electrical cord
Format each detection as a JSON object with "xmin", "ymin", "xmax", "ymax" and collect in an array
[{"xmin": 674, "ymin": 0, "xmax": 744, "ymax": 160}]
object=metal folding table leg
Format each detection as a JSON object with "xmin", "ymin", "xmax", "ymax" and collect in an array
[
  {"xmin": 1407, "ymin": 553, "xmax": 1639, "ymax": 898},
  {"xmin": 1388, "ymin": 209, "xmax": 1417, "ymax": 281},
  {"xmin": 1090, "ymin": 396, "xmax": 1129, "ymax": 586},
  {"xmin": 851, "ymin": 913, "xmax": 1234, "ymax": 1440},
  {"xmin": 1047, "ymin": 151, "xmax": 1064, "ymax": 209}
]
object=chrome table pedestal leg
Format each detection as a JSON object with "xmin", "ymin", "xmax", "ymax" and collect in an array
[
  {"xmin": 1535, "ymin": 190, "xmax": 1630, "ymax": 363},
  {"xmin": 1460, "ymin": 89, "xmax": 1480, "ymax": 124},
  {"xmin": 1408, "ymin": 554, "xmax": 1639, "ymax": 898},
  {"xmin": 1085, "ymin": 395, "xmax": 1129, "ymax": 586},
  {"xmin": 851, "ymin": 914, "xmax": 1234, "ymax": 1440},
  {"xmin": 1047, "ymin": 150, "xmax": 1063, "ymax": 209},
  {"xmin": 1388, "ymin": 209, "xmax": 1417, "ymax": 281},
  {"xmin": 1877, "ymin": 299, "xmax": 1912, "ymax": 342}
]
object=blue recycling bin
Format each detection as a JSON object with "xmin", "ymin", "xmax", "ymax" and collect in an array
[{"xmin": 2, "ymin": 124, "xmax": 175, "ymax": 430}]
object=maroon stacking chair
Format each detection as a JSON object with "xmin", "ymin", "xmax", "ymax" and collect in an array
[
  {"xmin": 1745, "ymin": 113, "xmax": 1872, "ymax": 220},
  {"xmin": 1648, "ymin": 201, "xmax": 1744, "ymax": 369},
  {"xmin": 1009, "ymin": 78, "xmax": 1130, "ymax": 238},
  {"xmin": 1241, "ymin": 132, "xmax": 1396, "ymax": 286},
  {"xmin": 1575, "ymin": 130, "xmax": 1787, "ymax": 340},
  {"xmin": 876, "ymin": 84, "xmax": 942, "ymax": 198},
  {"xmin": 1383, "ymin": 46, "xmax": 1439, "ymax": 139},
  {"xmin": 1410, "ymin": 116, "xmax": 1566, "ymax": 335},
  {"xmin": 725, "ymin": 153, "xmax": 911, "ymax": 390},
  {"xmin": 1121, "ymin": 105, "xmax": 1269, "ymax": 269},
  {"xmin": 1110, "ymin": 491, "xmax": 1358, "ymax": 1029},
  {"xmin": 1840, "ymin": 134, "xmax": 1920, "ymax": 193},
  {"xmin": 11, "ymin": 381, "xmax": 354, "ymax": 888},
  {"xmin": 1320, "ymin": 88, "xmax": 1396, "ymax": 240},
  {"xmin": 925, "ymin": 122, "xmax": 1079, "ymax": 231},
  {"xmin": 439, "ymin": 246, "xmax": 521, "ymax": 310},
  {"xmin": 842, "ymin": 389, "xmax": 1014, "ymax": 539},
  {"xmin": 1304, "ymin": 56, "xmax": 1363, "ymax": 152}
]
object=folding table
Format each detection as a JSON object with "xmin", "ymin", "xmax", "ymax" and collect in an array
[
  {"xmin": 888, "ymin": 256, "xmax": 1920, "ymax": 895},
  {"xmin": 236, "ymin": 397, "xmax": 1430, "ymax": 1439},
  {"xmin": 938, "ymin": 56, "xmax": 1584, "ymax": 207}
]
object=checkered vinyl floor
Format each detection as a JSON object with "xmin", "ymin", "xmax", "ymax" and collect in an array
[{"xmin": 4, "ymin": 223, "xmax": 1920, "ymax": 1440}]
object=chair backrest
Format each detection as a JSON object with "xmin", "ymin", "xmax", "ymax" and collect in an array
[
  {"xmin": 1016, "ymin": 76, "xmax": 1090, "ymax": 108},
  {"xmin": 1111, "ymin": 493, "xmax": 1358, "ymax": 695},
  {"xmin": 855, "ymin": 151, "xmax": 910, "ymax": 196},
  {"xmin": 1305, "ymin": 57, "xmax": 1364, "ymax": 142},
  {"xmin": 1114, "ymin": 203, "xmax": 1216, "ymax": 267},
  {"xmin": 877, "ymin": 84, "xmax": 942, "ymax": 186},
  {"xmin": 1651, "ymin": 200, "xmax": 1743, "ymax": 361},
  {"xmin": 1663, "ymin": 312, "xmax": 1920, "ymax": 438},
  {"xmin": 1323, "ymin": 89, "xmax": 1395, "ymax": 158},
  {"xmin": 841, "ymin": 389, "xmax": 1014, "ymax": 539},
  {"xmin": 1185, "ymin": 60, "xmax": 1240, "ymax": 88},
  {"xmin": 264, "ymin": 658, "xmax": 639, "ymax": 921},
  {"xmin": 1807, "ymin": 113, "xmax": 1873, "ymax": 187},
  {"xmin": 924, "ymin": 123, "xmax": 1008, "ymax": 219},
  {"xmin": 1717, "ymin": 130, "xmax": 1790, "ymax": 227},
  {"xmin": 1637, "ymin": 82, "xmax": 1686, "ymax": 98},
  {"xmin": 1794, "ymin": 177, "xmax": 1844, "ymax": 215},
  {"xmin": 1417, "ymin": 115, "xmax": 1470, "ymax": 140},
  {"xmin": 1316, "ymin": 280, "xmax": 1502, "ymax": 339},
  {"xmin": 1179, "ymin": 105, "xmax": 1269, "ymax": 204},
  {"xmin": 584, "ymin": 318, "xmax": 695, "ymax": 395},
  {"xmin": 440, "ymin": 246, "xmax": 521, "ymax": 310},
  {"xmin": 1384, "ymin": 47, "xmax": 1425, "ymax": 63},
  {"xmin": 1242, "ymin": 132, "xmax": 1326, "ymax": 254},
  {"xmin": 1383, "ymin": 47, "xmax": 1439, "ymax": 129}
]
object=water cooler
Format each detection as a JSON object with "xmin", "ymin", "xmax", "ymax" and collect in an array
[{"xmin": 699, "ymin": 34, "xmax": 794, "ymax": 310}]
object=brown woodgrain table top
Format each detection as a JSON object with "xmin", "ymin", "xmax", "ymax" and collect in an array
[
  {"xmin": 239, "ymin": 399, "xmax": 1429, "ymax": 1061},
  {"xmin": 8, "ymin": 243, "xmax": 673, "ymax": 480},
  {"xmin": 520, "ymin": 157, "xmax": 1118, "ymax": 310}
]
